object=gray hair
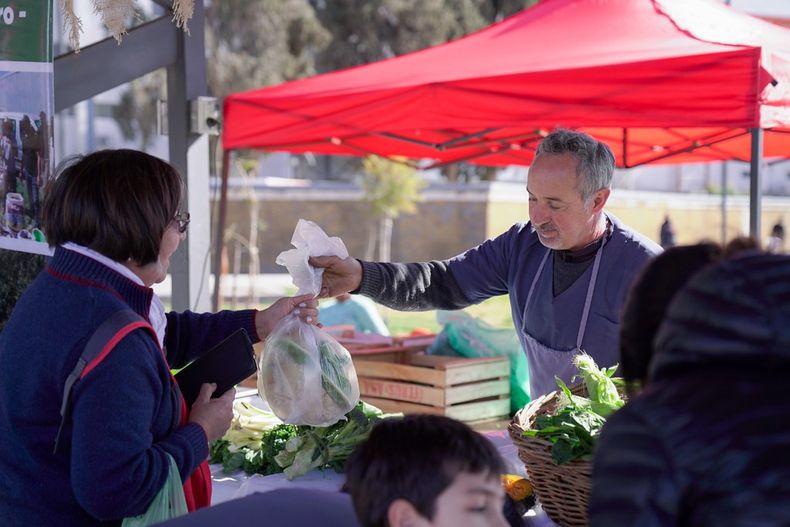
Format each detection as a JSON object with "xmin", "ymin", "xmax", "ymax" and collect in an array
[{"xmin": 535, "ymin": 129, "xmax": 615, "ymax": 205}]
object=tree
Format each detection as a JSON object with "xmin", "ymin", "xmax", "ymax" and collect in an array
[
  {"xmin": 360, "ymin": 156, "xmax": 426, "ymax": 261},
  {"xmin": 112, "ymin": 69, "xmax": 165, "ymax": 149},
  {"xmin": 112, "ymin": 0, "xmax": 331, "ymax": 143},
  {"xmin": 205, "ymin": 0, "xmax": 332, "ymax": 98},
  {"xmin": 477, "ymin": 0, "xmax": 540, "ymax": 22},
  {"xmin": 312, "ymin": 0, "xmax": 489, "ymax": 71},
  {"xmin": 226, "ymin": 157, "xmax": 268, "ymax": 306}
]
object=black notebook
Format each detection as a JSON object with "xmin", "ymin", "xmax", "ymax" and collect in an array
[{"xmin": 174, "ymin": 328, "xmax": 257, "ymax": 407}]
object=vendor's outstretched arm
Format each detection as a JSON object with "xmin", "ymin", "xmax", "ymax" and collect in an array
[{"xmin": 310, "ymin": 255, "xmax": 471, "ymax": 312}]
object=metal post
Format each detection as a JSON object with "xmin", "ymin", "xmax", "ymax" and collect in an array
[
  {"xmin": 52, "ymin": 8, "xmax": 208, "ymax": 310},
  {"xmin": 749, "ymin": 128, "xmax": 763, "ymax": 240},
  {"xmin": 622, "ymin": 128, "xmax": 628, "ymax": 168},
  {"xmin": 212, "ymin": 149, "xmax": 231, "ymax": 311},
  {"xmin": 167, "ymin": 1, "xmax": 212, "ymax": 312},
  {"xmin": 721, "ymin": 162, "xmax": 727, "ymax": 245}
]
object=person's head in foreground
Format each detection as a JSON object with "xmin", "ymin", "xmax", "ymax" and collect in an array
[
  {"xmin": 619, "ymin": 236, "xmax": 763, "ymax": 394},
  {"xmin": 528, "ymin": 129, "xmax": 615, "ymax": 251},
  {"xmin": 589, "ymin": 251, "xmax": 790, "ymax": 526},
  {"xmin": 343, "ymin": 414, "xmax": 509, "ymax": 527},
  {"xmin": 649, "ymin": 249, "xmax": 790, "ymax": 380},
  {"xmin": 619, "ymin": 242, "xmax": 722, "ymax": 394}
]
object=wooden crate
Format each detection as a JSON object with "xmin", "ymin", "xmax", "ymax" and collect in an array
[
  {"xmin": 238, "ymin": 331, "xmax": 437, "ymax": 389},
  {"xmin": 354, "ymin": 353, "xmax": 510, "ymax": 423},
  {"xmin": 329, "ymin": 327, "xmax": 438, "ymax": 357}
]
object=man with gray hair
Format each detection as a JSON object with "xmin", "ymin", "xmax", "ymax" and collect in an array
[{"xmin": 311, "ymin": 129, "xmax": 661, "ymax": 398}]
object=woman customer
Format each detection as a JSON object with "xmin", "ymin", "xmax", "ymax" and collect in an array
[{"xmin": 0, "ymin": 149, "xmax": 319, "ymax": 526}]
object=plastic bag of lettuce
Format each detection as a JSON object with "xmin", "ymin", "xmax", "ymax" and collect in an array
[
  {"xmin": 522, "ymin": 353, "xmax": 624, "ymax": 465},
  {"xmin": 259, "ymin": 219, "xmax": 360, "ymax": 427},
  {"xmin": 260, "ymin": 315, "xmax": 360, "ymax": 426}
]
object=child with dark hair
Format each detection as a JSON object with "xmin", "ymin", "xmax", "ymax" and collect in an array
[{"xmin": 343, "ymin": 414, "xmax": 511, "ymax": 527}]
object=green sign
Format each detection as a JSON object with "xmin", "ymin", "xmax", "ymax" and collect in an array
[
  {"xmin": 0, "ymin": 1, "xmax": 52, "ymax": 62},
  {"xmin": 0, "ymin": 0, "xmax": 53, "ymax": 255}
]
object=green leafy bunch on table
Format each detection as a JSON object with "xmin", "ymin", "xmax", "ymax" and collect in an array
[
  {"xmin": 210, "ymin": 400, "xmax": 387, "ymax": 480},
  {"xmin": 523, "ymin": 353, "xmax": 625, "ymax": 465}
]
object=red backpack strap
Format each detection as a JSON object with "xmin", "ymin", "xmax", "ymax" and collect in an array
[{"xmin": 53, "ymin": 309, "xmax": 152, "ymax": 454}]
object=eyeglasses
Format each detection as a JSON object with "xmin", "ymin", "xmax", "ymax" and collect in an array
[{"xmin": 173, "ymin": 211, "xmax": 190, "ymax": 234}]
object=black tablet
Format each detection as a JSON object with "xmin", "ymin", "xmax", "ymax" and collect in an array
[{"xmin": 174, "ymin": 328, "xmax": 257, "ymax": 407}]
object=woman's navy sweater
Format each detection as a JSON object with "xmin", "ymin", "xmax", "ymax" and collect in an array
[{"xmin": 0, "ymin": 248, "xmax": 258, "ymax": 526}]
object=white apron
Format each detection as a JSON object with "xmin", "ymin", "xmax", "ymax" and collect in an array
[{"xmin": 520, "ymin": 234, "xmax": 607, "ymax": 398}]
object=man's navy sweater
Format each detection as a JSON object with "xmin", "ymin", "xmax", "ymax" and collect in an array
[{"xmin": 0, "ymin": 248, "xmax": 258, "ymax": 526}]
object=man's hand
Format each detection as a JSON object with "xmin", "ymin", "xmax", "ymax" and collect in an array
[{"xmin": 308, "ymin": 256, "xmax": 363, "ymax": 299}]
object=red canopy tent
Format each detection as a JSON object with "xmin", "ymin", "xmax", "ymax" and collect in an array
[
  {"xmin": 223, "ymin": 0, "xmax": 790, "ymax": 168},
  {"xmin": 216, "ymin": 0, "xmax": 790, "ymax": 306}
]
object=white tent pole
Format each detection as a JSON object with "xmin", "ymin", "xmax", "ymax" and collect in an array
[{"xmin": 749, "ymin": 128, "xmax": 763, "ymax": 239}]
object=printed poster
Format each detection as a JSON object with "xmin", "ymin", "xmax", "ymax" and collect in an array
[{"xmin": 0, "ymin": 0, "xmax": 54, "ymax": 255}]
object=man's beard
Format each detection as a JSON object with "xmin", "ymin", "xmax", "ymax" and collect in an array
[{"xmin": 531, "ymin": 221, "xmax": 561, "ymax": 248}]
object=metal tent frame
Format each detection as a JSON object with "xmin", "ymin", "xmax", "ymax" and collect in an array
[{"xmin": 53, "ymin": 0, "xmax": 212, "ymax": 311}]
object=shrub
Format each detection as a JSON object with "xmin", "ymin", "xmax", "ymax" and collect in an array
[{"xmin": 0, "ymin": 250, "xmax": 47, "ymax": 331}]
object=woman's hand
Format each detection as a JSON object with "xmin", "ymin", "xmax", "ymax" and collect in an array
[
  {"xmin": 188, "ymin": 383, "xmax": 235, "ymax": 442},
  {"xmin": 255, "ymin": 293, "xmax": 319, "ymax": 339}
]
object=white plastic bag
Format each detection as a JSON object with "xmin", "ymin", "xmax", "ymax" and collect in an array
[
  {"xmin": 259, "ymin": 220, "xmax": 360, "ymax": 426},
  {"xmin": 274, "ymin": 219, "xmax": 349, "ymax": 296},
  {"xmin": 260, "ymin": 314, "xmax": 360, "ymax": 426}
]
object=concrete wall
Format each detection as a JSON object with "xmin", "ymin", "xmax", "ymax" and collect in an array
[
  {"xmin": 217, "ymin": 181, "xmax": 790, "ymax": 273},
  {"xmin": 220, "ymin": 182, "xmax": 504, "ymax": 272}
]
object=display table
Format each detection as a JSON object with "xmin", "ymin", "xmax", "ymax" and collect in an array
[
  {"xmin": 210, "ymin": 463, "xmax": 344, "ymax": 504},
  {"xmin": 156, "ymin": 488, "xmax": 359, "ymax": 527},
  {"xmin": 210, "ymin": 390, "xmax": 559, "ymax": 526}
]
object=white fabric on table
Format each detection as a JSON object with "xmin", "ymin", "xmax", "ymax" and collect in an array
[{"xmin": 212, "ymin": 391, "xmax": 558, "ymax": 525}]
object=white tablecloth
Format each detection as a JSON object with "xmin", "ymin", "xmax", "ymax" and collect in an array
[{"xmin": 211, "ymin": 391, "xmax": 558, "ymax": 526}]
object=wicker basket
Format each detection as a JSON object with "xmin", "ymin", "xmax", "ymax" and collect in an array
[{"xmin": 508, "ymin": 384, "xmax": 593, "ymax": 527}]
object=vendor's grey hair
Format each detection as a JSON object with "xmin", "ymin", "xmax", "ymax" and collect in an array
[{"xmin": 535, "ymin": 129, "xmax": 615, "ymax": 205}]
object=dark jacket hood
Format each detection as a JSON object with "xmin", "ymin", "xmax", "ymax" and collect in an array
[{"xmin": 650, "ymin": 252, "xmax": 790, "ymax": 381}]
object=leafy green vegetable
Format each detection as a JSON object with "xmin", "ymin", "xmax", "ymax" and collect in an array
[
  {"xmin": 572, "ymin": 353, "xmax": 624, "ymax": 417},
  {"xmin": 209, "ymin": 423, "xmax": 299, "ymax": 475},
  {"xmin": 525, "ymin": 404, "xmax": 606, "ymax": 464},
  {"xmin": 262, "ymin": 333, "xmax": 359, "ymax": 425},
  {"xmin": 319, "ymin": 341, "xmax": 353, "ymax": 409},
  {"xmin": 276, "ymin": 403, "xmax": 384, "ymax": 480},
  {"xmin": 210, "ymin": 402, "xmax": 387, "ymax": 478},
  {"xmin": 524, "ymin": 355, "xmax": 624, "ymax": 465},
  {"xmin": 274, "ymin": 337, "xmax": 311, "ymax": 365}
]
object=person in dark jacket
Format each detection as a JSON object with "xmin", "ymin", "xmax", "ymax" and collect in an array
[
  {"xmin": 589, "ymin": 252, "xmax": 790, "ymax": 526},
  {"xmin": 0, "ymin": 150, "xmax": 319, "ymax": 526},
  {"xmin": 659, "ymin": 215, "xmax": 675, "ymax": 249},
  {"xmin": 618, "ymin": 242, "xmax": 722, "ymax": 394}
]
